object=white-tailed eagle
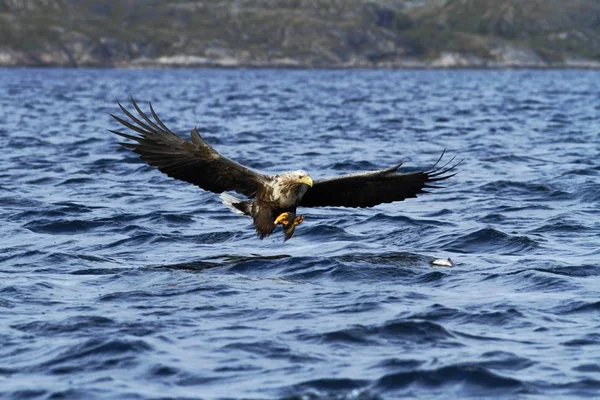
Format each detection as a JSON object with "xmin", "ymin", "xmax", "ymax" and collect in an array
[{"xmin": 110, "ymin": 99, "xmax": 460, "ymax": 241}]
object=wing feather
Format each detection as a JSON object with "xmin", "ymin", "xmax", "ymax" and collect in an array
[
  {"xmin": 300, "ymin": 153, "xmax": 461, "ymax": 208},
  {"xmin": 110, "ymin": 98, "xmax": 266, "ymax": 197}
]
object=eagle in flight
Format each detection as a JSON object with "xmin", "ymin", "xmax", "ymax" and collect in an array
[{"xmin": 110, "ymin": 99, "xmax": 460, "ymax": 241}]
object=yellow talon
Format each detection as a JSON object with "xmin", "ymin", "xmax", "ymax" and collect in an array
[{"xmin": 274, "ymin": 212, "xmax": 291, "ymax": 226}]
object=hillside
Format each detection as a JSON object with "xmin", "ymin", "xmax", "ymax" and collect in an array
[{"xmin": 1, "ymin": 0, "xmax": 599, "ymax": 67}]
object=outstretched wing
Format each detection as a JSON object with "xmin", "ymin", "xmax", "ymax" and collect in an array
[
  {"xmin": 110, "ymin": 98, "xmax": 267, "ymax": 197},
  {"xmin": 300, "ymin": 152, "xmax": 461, "ymax": 208}
]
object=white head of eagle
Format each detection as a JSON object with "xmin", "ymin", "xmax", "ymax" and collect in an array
[{"xmin": 270, "ymin": 170, "xmax": 313, "ymax": 208}]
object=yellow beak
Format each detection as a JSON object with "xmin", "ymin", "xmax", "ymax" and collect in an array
[{"xmin": 299, "ymin": 176, "xmax": 313, "ymax": 187}]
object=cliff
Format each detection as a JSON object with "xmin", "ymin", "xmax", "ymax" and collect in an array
[{"xmin": 1, "ymin": 0, "xmax": 599, "ymax": 68}]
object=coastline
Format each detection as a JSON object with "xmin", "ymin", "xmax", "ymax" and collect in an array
[
  {"xmin": 3, "ymin": 1, "xmax": 600, "ymax": 71},
  {"xmin": 2, "ymin": 54, "xmax": 600, "ymax": 69}
]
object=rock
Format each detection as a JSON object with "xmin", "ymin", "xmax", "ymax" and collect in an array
[
  {"xmin": 431, "ymin": 52, "xmax": 486, "ymax": 68},
  {"xmin": 489, "ymin": 44, "xmax": 545, "ymax": 67}
]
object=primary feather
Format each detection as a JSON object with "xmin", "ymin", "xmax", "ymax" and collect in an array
[
  {"xmin": 110, "ymin": 98, "xmax": 265, "ymax": 197},
  {"xmin": 300, "ymin": 151, "xmax": 461, "ymax": 208}
]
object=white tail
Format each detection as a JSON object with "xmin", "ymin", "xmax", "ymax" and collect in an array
[{"xmin": 220, "ymin": 192, "xmax": 247, "ymax": 215}]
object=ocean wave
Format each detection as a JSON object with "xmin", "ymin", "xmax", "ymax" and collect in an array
[
  {"xmin": 299, "ymin": 319, "xmax": 456, "ymax": 347},
  {"xmin": 301, "ymin": 224, "xmax": 358, "ymax": 241},
  {"xmin": 1, "ymin": 68, "xmax": 599, "ymax": 399},
  {"xmin": 441, "ymin": 228, "xmax": 540, "ymax": 255},
  {"xmin": 482, "ymin": 269, "xmax": 576, "ymax": 292},
  {"xmin": 374, "ymin": 364, "xmax": 528, "ymax": 394},
  {"xmin": 578, "ymin": 183, "xmax": 600, "ymax": 203},
  {"xmin": 408, "ymin": 304, "xmax": 527, "ymax": 327},
  {"xmin": 23, "ymin": 218, "xmax": 115, "ymax": 234},
  {"xmin": 11, "ymin": 316, "xmax": 116, "ymax": 335},
  {"xmin": 479, "ymin": 180, "xmax": 573, "ymax": 200},
  {"xmin": 44, "ymin": 338, "xmax": 152, "ymax": 373}
]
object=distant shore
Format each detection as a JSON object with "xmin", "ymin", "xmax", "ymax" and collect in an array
[
  {"xmin": 2, "ymin": 53, "xmax": 600, "ymax": 69},
  {"xmin": 3, "ymin": 1, "xmax": 600, "ymax": 72}
]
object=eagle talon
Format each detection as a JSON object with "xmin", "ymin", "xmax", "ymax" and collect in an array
[
  {"xmin": 274, "ymin": 212, "xmax": 292, "ymax": 226},
  {"xmin": 283, "ymin": 215, "xmax": 305, "ymax": 241}
]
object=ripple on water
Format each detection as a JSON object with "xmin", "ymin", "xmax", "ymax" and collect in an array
[
  {"xmin": 34, "ymin": 338, "xmax": 153, "ymax": 375},
  {"xmin": 11, "ymin": 316, "xmax": 116, "ymax": 335},
  {"xmin": 442, "ymin": 228, "xmax": 540, "ymax": 255},
  {"xmin": 481, "ymin": 269, "xmax": 578, "ymax": 293},
  {"xmin": 578, "ymin": 183, "xmax": 600, "ymax": 203},
  {"xmin": 555, "ymin": 300, "xmax": 600, "ymax": 314},
  {"xmin": 374, "ymin": 363, "xmax": 529, "ymax": 396},
  {"xmin": 302, "ymin": 223, "xmax": 359, "ymax": 241},
  {"xmin": 23, "ymin": 218, "xmax": 115, "ymax": 234},
  {"xmin": 479, "ymin": 180, "xmax": 573, "ymax": 201},
  {"xmin": 408, "ymin": 303, "xmax": 529, "ymax": 328},
  {"xmin": 299, "ymin": 319, "xmax": 457, "ymax": 348}
]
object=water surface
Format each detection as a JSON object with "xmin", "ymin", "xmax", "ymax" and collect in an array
[{"xmin": 1, "ymin": 68, "xmax": 599, "ymax": 399}]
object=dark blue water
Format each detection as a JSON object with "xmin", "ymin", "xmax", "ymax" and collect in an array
[{"xmin": 1, "ymin": 68, "xmax": 599, "ymax": 399}]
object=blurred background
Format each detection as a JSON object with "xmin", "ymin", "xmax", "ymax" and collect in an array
[{"xmin": 1, "ymin": 0, "xmax": 600, "ymax": 68}]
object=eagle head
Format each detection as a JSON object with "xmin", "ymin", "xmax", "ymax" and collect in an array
[{"xmin": 271, "ymin": 170, "xmax": 313, "ymax": 207}]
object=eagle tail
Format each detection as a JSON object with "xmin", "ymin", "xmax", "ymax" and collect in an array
[{"xmin": 220, "ymin": 193, "xmax": 252, "ymax": 216}]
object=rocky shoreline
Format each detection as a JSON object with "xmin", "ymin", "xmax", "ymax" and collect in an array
[{"xmin": 2, "ymin": 52, "xmax": 599, "ymax": 69}]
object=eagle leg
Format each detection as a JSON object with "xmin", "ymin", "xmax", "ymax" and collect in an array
[
  {"xmin": 282, "ymin": 215, "xmax": 305, "ymax": 242},
  {"xmin": 274, "ymin": 213, "xmax": 306, "ymax": 241},
  {"xmin": 292, "ymin": 215, "xmax": 304, "ymax": 226}
]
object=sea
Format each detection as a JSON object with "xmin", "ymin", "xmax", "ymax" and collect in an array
[{"xmin": 1, "ymin": 68, "xmax": 599, "ymax": 399}]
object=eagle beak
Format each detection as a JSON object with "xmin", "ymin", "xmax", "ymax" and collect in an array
[{"xmin": 299, "ymin": 176, "xmax": 313, "ymax": 187}]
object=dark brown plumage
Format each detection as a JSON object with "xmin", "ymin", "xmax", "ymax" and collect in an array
[
  {"xmin": 110, "ymin": 101, "xmax": 263, "ymax": 197},
  {"xmin": 300, "ymin": 157, "xmax": 455, "ymax": 208},
  {"xmin": 110, "ymin": 98, "xmax": 460, "ymax": 241}
]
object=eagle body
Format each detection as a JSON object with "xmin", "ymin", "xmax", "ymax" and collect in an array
[
  {"xmin": 221, "ymin": 171, "xmax": 312, "ymax": 238},
  {"xmin": 110, "ymin": 99, "xmax": 460, "ymax": 241}
]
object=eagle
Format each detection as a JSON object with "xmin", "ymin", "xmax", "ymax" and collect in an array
[{"xmin": 110, "ymin": 99, "xmax": 460, "ymax": 241}]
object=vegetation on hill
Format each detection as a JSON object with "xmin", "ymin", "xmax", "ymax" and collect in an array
[{"xmin": 1, "ymin": 0, "xmax": 599, "ymax": 67}]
